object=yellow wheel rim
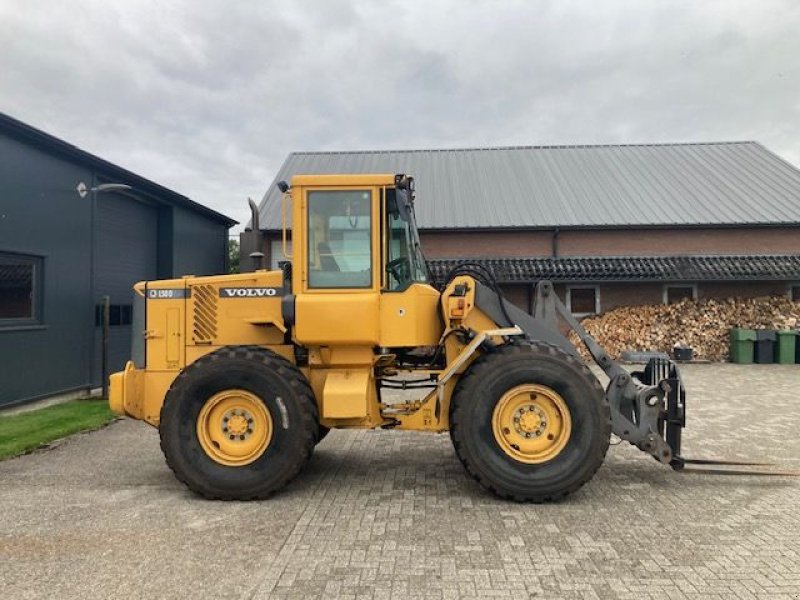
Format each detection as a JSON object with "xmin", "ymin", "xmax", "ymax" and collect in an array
[
  {"xmin": 196, "ymin": 390, "xmax": 272, "ymax": 466},
  {"xmin": 492, "ymin": 384, "xmax": 572, "ymax": 464}
]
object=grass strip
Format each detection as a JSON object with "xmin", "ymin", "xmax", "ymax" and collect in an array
[{"xmin": 0, "ymin": 399, "xmax": 115, "ymax": 460}]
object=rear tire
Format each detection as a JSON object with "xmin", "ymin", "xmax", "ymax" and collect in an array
[
  {"xmin": 450, "ymin": 343, "xmax": 610, "ymax": 502},
  {"xmin": 159, "ymin": 346, "xmax": 318, "ymax": 500}
]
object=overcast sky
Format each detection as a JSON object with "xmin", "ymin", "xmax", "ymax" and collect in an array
[{"xmin": 2, "ymin": 0, "xmax": 798, "ymax": 231}]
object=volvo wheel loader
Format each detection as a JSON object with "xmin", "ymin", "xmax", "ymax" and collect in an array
[{"xmin": 110, "ymin": 173, "xmax": 787, "ymax": 502}]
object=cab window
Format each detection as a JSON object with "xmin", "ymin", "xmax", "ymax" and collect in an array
[
  {"xmin": 385, "ymin": 188, "xmax": 429, "ymax": 291},
  {"xmin": 386, "ymin": 210, "xmax": 409, "ymax": 290},
  {"xmin": 307, "ymin": 190, "xmax": 372, "ymax": 288}
]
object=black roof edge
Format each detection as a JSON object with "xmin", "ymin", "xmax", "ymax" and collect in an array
[
  {"xmin": 428, "ymin": 254, "xmax": 800, "ymax": 284},
  {"xmin": 418, "ymin": 222, "xmax": 800, "ymax": 232},
  {"xmin": 430, "ymin": 253, "xmax": 800, "ymax": 260},
  {"xmin": 257, "ymin": 222, "xmax": 800, "ymax": 234},
  {"xmin": 0, "ymin": 112, "xmax": 237, "ymax": 227}
]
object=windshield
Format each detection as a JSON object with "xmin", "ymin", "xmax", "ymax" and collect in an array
[{"xmin": 385, "ymin": 188, "xmax": 429, "ymax": 291}]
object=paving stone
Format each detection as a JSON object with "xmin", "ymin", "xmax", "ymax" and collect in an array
[{"xmin": 0, "ymin": 364, "xmax": 798, "ymax": 599}]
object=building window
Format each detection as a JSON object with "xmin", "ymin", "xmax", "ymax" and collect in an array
[
  {"xmin": 567, "ymin": 286, "xmax": 599, "ymax": 316},
  {"xmin": 0, "ymin": 252, "xmax": 43, "ymax": 326},
  {"xmin": 790, "ymin": 284, "xmax": 800, "ymax": 302},
  {"xmin": 95, "ymin": 304, "xmax": 133, "ymax": 327},
  {"xmin": 663, "ymin": 284, "xmax": 697, "ymax": 304}
]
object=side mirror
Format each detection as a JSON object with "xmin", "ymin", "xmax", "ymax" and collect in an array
[{"xmin": 395, "ymin": 188, "xmax": 412, "ymax": 222}]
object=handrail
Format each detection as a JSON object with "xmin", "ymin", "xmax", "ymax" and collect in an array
[{"xmin": 281, "ymin": 191, "xmax": 292, "ymax": 259}]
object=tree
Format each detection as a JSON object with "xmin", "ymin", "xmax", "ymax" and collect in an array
[{"xmin": 228, "ymin": 238, "xmax": 240, "ymax": 274}]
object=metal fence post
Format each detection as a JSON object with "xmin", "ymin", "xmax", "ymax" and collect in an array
[{"xmin": 101, "ymin": 295, "xmax": 110, "ymax": 399}]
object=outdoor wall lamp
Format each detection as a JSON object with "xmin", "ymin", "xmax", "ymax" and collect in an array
[{"xmin": 76, "ymin": 182, "xmax": 132, "ymax": 198}]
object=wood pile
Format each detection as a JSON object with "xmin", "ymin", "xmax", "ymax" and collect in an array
[{"xmin": 568, "ymin": 295, "xmax": 800, "ymax": 362}]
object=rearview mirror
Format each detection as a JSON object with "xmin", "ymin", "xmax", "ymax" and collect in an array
[{"xmin": 395, "ymin": 188, "xmax": 412, "ymax": 222}]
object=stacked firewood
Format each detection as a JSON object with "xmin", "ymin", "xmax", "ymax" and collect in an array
[{"xmin": 568, "ymin": 296, "xmax": 800, "ymax": 361}]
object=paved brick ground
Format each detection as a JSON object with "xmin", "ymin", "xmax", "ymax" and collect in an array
[{"xmin": 1, "ymin": 364, "xmax": 799, "ymax": 599}]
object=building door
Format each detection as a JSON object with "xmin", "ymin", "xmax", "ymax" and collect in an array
[{"xmin": 93, "ymin": 192, "xmax": 159, "ymax": 384}]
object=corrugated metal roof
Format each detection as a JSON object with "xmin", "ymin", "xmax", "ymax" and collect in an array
[
  {"xmin": 258, "ymin": 142, "xmax": 800, "ymax": 230},
  {"xmin": 429, "ymin": 255, "xmax": 800, "ymax": 283}
]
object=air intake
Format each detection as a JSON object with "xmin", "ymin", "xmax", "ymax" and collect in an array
[{"xmin": 192, "ymin": 285, "xmax": 218, "ymax": 344}]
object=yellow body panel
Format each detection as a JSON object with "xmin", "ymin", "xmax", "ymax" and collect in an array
[
  {"xmin": 322, "ymin": 370, "xmax": 371, "ymax": 419},
  {"xmin": 110, "ymin": 363, "xmax": 177, "ymax": 426},
  {"xmin": 142, "ymin": 282, "xmax": 186, "ymax": 372},
  {"xmin": 291, "ymin": 174, "xmax": 395, "ymax": 188},
  {"xmin": 379, "ymin": 284, "xmax": 442, "ymax": 347},
  {"xmin": 190, "ymin": 271, "xmax": 286, "ymax": 347},
  {"xmin": 295, "ymin": 293, "xmax": 380, "ymax": 345}
]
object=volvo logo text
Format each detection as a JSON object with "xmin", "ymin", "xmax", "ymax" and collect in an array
[{"xmin": 219, "ymin": 287, "xmax": 284, "ymax": 298}]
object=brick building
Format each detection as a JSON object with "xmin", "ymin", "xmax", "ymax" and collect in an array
[{"xmin": 244, "ymin": 142, "xmax": 800, "ymax": 315}]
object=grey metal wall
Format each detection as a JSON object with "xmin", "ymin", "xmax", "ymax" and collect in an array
[
  {"xmin": 92, "ymin": 193, "xmax": 159, "ymax": 380},
  {"xmin": 172, "ymin": 206, "xmax": 228, "ymax": 276},
  {"xmin": 0, "ymin": 135, "xmax": 95, "ymax": 406},
  {"xmin": 0, "ymin": 132, "xmax": 230, "ymax": 407}
]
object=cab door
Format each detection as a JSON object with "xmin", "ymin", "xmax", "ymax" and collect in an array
[{"xmin": 293, "ymin": 186, "xmax": 381, "ymax": 345}]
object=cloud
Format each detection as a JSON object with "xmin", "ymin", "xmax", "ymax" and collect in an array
[{"xmin": 1, "ymin": 0, "xmax": 798, "ymax": 231}]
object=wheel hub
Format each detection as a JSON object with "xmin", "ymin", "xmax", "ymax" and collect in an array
[
  {"xmin": 492, "ymin": 384, "xmax": 572, "ymax": 464},
  {"xmin": 223, "ymin": 410, "xmax": 253, "ymax": 439},
  {"xmin": 197, "ymin": 390, "xmax": 272, "ymax": 466},
  {"xmin": 516, "ymin": 406, "xmax": 546, "ymax": 436}
]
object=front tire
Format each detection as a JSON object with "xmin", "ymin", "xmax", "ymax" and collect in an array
[
  {"xmin": 450, "ymin": 343, "xmax": 610, "ymax": 502},
  {"xmin": 159, "ymin": 346, "xmax": 318, "ymax": 500},
  {"xmin": 315, "ymin": 425, "xmax": 330, "ymax": 445}
]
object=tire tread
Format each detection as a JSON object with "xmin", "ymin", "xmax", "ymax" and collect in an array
[
  {"xmin": 159, "ymin": 345, "xmax": 318, "ymax": 500},
  {"xmin": 450, "ymin": 342, "xmax": 611, "ymax": 503}
]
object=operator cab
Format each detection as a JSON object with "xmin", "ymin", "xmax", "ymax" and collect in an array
[
  {"xmin": 283, "ymin": 173, "xmax": 441, "ymax": 348},
  {"xmin": 292, "ymin": 174, "xmax": 429, "ymax": 293}
]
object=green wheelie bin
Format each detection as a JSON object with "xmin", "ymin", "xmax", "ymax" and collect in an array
[
  {"xmin": 775, "ymin": 330, "xmax": 798, "ymax": 364},
  {"xmin": 730, "ymin": 328, "xmax": 756, "ymax": 364}
]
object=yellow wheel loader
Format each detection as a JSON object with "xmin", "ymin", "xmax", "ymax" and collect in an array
[{"xmin": 109, "ymin": 173, "xmax": 785, "ymax": 501}]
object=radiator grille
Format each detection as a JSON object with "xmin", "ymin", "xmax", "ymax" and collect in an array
[{"xmin": 192, "ymin": 285, "xmax": 218, "ymax": 343}]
